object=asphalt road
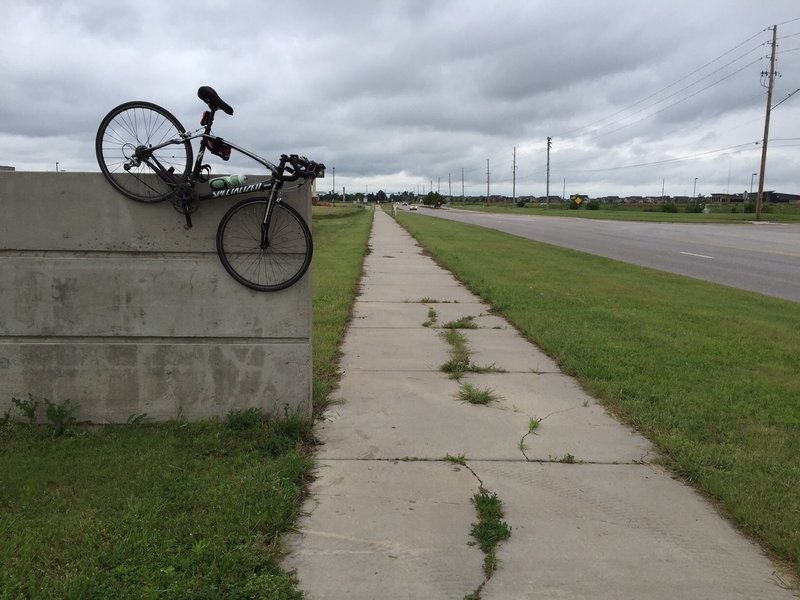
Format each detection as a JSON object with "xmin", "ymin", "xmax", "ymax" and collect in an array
[{"xmin": 404, "ymin": 206, "xmax": 800, "ymax": 303}]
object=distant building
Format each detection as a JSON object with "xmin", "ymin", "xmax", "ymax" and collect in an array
[
  {"xmin": 0, "ymin": 166, "xmax": 15, "ymax": 171},
  {"xmin": 744, "ymin": 191, "xmax": 800, "ymax": 203}
]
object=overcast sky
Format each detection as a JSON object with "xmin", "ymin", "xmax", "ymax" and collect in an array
[{"xmin": 2, "ymin": 0, "xmax": 799, "ymax": 198}]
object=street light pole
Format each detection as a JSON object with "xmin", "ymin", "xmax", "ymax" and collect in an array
[
  {"xmin": 693, "ymin": 177, "xmax": 698, "ymax": 201},
  {"xmin": 750, "ymin": 172, "xmax": 757, "ymax": 195}
]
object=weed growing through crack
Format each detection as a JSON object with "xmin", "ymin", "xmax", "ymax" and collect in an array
[
  {"xmin": 423, "ymin": 307, "xmax": 438, "ymax": 327},
  {"xmin": 469, "ymin": 488, "xmax": 511, "ymax": 578},
  {"xmin": 442, "ymin": 316, "xmax": 478, "ymax": 329},
  {"xmin": 528, "ymin": 416, "xmax": 541, "ymax": 433},
  {"xmin": 439, "ymin": 330, "xmax": 506, "ymax": 380},
  {"xmin": 458, "ymin": 383, "xmax": 499, "ymax": 406},
  {"xmin": 445, "ymin": 453, "xmax": 467, "ymax": 465},
  {"xmin": 440, "ymin": 329, "xmax": 472, "ymax": 379},
  {"xmin": 559, "ymin": 453, "xmax": 577, "ymax": 464},
  {"xmin": 470, "ymin": 364, "xmax": 506, "ymax": 374}
]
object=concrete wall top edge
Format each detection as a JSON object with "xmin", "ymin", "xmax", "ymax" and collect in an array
[{"xmin": 0, "ymin": 172, "xmax": 311, "ymax": 253}]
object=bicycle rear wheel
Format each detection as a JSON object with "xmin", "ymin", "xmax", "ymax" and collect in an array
[
  {"xmin": 96, "ymin": 101, "xmax": 193, "ymax": 202},
  {"xmin": 216, "ymin": 198, "xmax": 313, "ymax": 292}
]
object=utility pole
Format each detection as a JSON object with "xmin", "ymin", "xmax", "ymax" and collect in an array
[
  {"xmin": 437, "ymin": 177, "xmax": 440, "ymax": 194},
  {"xmin": 546, "ymin": 137, "xmax": 552, "ymax": 205},
  {"xmin": 448, "ymin": 173, "xmax": 451, "ymax": 199},
  {"xmin": 512, "ymin": 146, "xmax": 516, "ymax": 203},
  {"xmin": 486, "ymin": 159, "xmax": 490, "ymax": 205},
  {"xmin": 756, "ymin": 24, "xmax": 778, "ymax": 221},
  {"xmin": 461, "ymin": 168, "xmax": 464, "ymax": 202},
  {"xmin": 332, "ymin": 167, "xmax": 335, "ymax": 198}
]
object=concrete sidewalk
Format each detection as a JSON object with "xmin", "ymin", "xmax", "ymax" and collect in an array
[{"xmin": 284, "ymin": 209, "xmax": 796, "ymax": 599}]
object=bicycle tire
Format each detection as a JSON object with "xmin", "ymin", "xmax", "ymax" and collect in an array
[
  {"xmin": 95, "ymin": 101, "xmax": 193, "ymax": 202},
  {"xmin": 216, "ymin": 198, "xmax": 313, "ymax": 292}
]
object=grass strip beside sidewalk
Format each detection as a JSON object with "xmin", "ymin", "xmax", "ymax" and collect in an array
[
  {"xmin": 311, "ymin": 206, "xmax": 374, "ymax": 415},
  {"xmin": 395, "ymin": 210, "xmax": 800, "ymax": 576},
  {"xmin": 0, "ymin": 206, "xmax": 373, "ymax": 599}
]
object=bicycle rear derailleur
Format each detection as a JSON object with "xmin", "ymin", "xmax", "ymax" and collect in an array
[{"xmin": 171, "ymin": 183, "xmax": 200, "ymax": 229}]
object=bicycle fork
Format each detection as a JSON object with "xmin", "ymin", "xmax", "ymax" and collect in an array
[{"xmin": 260, "ymin": 189, "xmax": 279, "ymax": 248}]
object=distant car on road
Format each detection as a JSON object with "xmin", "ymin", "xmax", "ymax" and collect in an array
[{"xmin": 409, "ymin": 204, "xmax": 418, "ymax": 211}]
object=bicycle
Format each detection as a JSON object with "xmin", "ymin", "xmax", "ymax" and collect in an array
[{"xmin": 95, "ymin": 85, "xmax": 325, "ymax": 292}]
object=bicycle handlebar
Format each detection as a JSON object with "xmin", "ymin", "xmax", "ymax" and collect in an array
[{"xmin": 282, "ymin": 154, "xmax": 325, "ymax": 180}]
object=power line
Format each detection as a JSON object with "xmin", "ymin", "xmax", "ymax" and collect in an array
[
  {"xmin": 586, "ymin": 57, "xmax": 764, "ymax": 142},
  {"xmin": 595, "ymin": 46, "xmax": 765, "ymax": 139},
  {"xmin": 557, "ymin": 29, "xmax": 768, "ymax": 139},
  {"xmin": 772, "ymin": 88, "xmax": 800, "ymax": 109},
  {"xmin": 552, "ymin": 142, "xmax": 760, "ymax": 174}
]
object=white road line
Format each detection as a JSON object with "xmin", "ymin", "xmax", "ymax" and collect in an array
[{"xmin": 680, "ymin": 251, "xmax": 714, "ymax": 259}]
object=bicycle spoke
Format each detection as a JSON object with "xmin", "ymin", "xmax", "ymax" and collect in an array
[
  {"xmin": 217, "ymin": 200, "xmax": 312, "ymax": 291},
  {"xmin": 96, "ymin": 101, "xmax": 192, "ymax": 203}
]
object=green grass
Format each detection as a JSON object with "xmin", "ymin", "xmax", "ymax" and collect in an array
[
  {"xmin": 0, "ymin": 417, "xmax": 312, "ymax": 599},
  {"xmin": 395, "ymin": 210, "xmax": 800, "ymax": 575},
  {"xmin": 311, "ymin": 206, "xmax": 375, "ymax": 415},
  {"xmin": 0, "ymin": 207, "xmax": 374, "ymax": 598},
  {"xmin": 451, "ymin": 201, "xmax": 800, "ymax": 223}
]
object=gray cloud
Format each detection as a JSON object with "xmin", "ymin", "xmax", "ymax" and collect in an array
[{"xmin": 1, "ymin": 0, "xmax": 798, "ymax": 198}]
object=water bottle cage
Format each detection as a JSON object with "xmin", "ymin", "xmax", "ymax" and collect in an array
[{"xmin": 207, "ymin": 137, "xmax": 232, "ymax": 161}]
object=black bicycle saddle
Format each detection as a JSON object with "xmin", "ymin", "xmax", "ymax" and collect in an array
[{"xmin": 197, "ymin": 86, "xmax": 234, "ymax": 115}]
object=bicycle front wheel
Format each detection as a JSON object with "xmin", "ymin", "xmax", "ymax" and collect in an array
[
  {"xmin": 95, "ymin": 101, "xmax": 193, "ymax": 202},
  {"xmin": 216, "ymin": 199, "xmax": 313, "ymax": 292}
]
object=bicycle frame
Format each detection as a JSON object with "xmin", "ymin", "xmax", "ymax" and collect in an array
[{"xmin": 133, "ymin": 108, "xmax": 293, "ymax": 231}]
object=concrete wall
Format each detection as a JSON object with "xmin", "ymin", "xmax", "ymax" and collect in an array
[{"xmin": 0, "ymin": 172, "xmax": 312, "ymax": 423}]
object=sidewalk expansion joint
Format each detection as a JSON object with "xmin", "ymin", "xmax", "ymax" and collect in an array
[{"xmin": 318, "ymin": 457, "xmax": 651, "ymax": 466}]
